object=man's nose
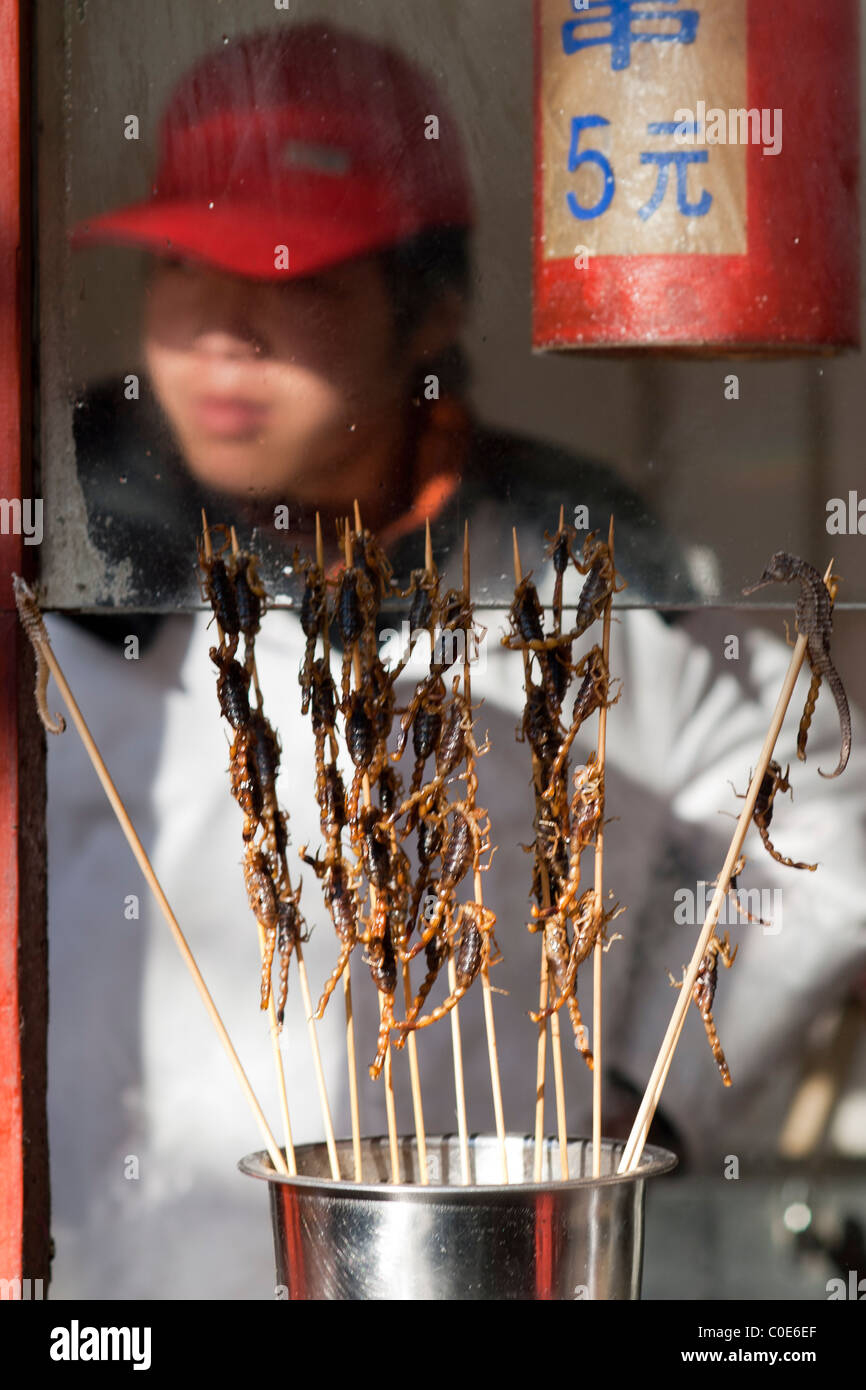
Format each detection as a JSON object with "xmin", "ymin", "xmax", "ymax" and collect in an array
[{"xmin": 194, "ymin": 327, "xmax": 267, "ymax": 360}]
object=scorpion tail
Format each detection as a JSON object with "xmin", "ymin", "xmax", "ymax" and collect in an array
[
  {"xmin": 702, "ymin": 1012, "xmax": 732, "ymax": 1087},
  {"xmin": 259, "ymin": 924, "xmax": 277, "ymax": 1012},
  {"xmin": 566, "ymin": 997, "xmax": 594, "ymax": 1071}
]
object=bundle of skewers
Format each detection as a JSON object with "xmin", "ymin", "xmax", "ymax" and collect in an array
[
  {"xmin": 191, "ymin": 497, "xmax": 855, "ymax": 1186},
  {"xmin": 502, "ymin": 514, "xmax": 624, "ymax": 1174},
  {"xmin": 198, "ymin": 522, "xmax": 304, "ymax": 1027},
  {"xmin": 198, "ymin": 515, "xmax": 343, "ymax": 1179},
  {"xmin": 199, "ymin": 506, "xmax": 511, "ymax": 1181},
  {"xmin": 14, "ymin": 508, "xmax": 851, "ymax": 1203},
  {"xmin": 505, "ymin": 518, "xmax": 624, "ymax": 1052}
]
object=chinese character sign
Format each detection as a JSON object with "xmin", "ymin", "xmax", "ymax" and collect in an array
[
  {"xmin": 539, "ymin": 0, "xmax": 747, "ymax": 259},
  {"xmin": 561, "ymin": 0, "xmax": 700, "ymax": 73},
  {"xmin": 533, "ymin": 0, "xmax": 860, "ymax": 351}
]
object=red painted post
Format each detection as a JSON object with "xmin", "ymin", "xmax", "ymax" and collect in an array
[{"xmin": 0, "ymin": 0, "xmax": 50, "ymax": 1292}]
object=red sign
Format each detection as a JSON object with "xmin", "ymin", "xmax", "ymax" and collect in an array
[{"xmin": 533, "ymin": 0, "xmax": 860, "ymax": 351}]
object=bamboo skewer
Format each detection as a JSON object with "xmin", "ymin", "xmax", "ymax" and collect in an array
[
  {"xmin": 547, "ymin": 509, "xmax": 570, "ymax": 1181},
  {"xmin": 379, "ymin": 994, "xmax": 401, "ymax": 1183},
  {"xmin": 343, "ymin": 518, "xmax": 403, "ymax": 1184},
  {"xmin": 423, "ymin": 519, "xmax": 471, "ymax": 1185},
  {"xmin": 294, "ymin": 949, "xmax": 342, "ymax": 1179},
  {"xmin": 343, "ymin": 970, "xmax": 363, "ymax": 1181},
  {"xmin": 548, "ymin": 1009, "xmax": 569, "ymax": 1181},
  {"xmin": 220, "ymin": 525, "xmax": 295, "ymax": 1174},
  {"xmin": 533, "ymin": 952, "xmax": 550, "ymax": 1182},
  {"xmin": 400, "ymin": 970, "xmax": 428, "ymax": 1182},
  {"xmin": 352, "ymin": 502, "xmax": 428, "ymax": 1184},
  {"xmin": 13, "ymin": 574, "xmax": 291, "ymax": 1179},
  {"xmin": 618, "ymin": 559, "xmax": 836, "ymax": 1175},
  {"xmin": 447, "ymin": 952, "xmax": 471, "ymax": 1185},
  {"xmin": 315, "ymin": 513, "xmax": 364, "ymax": 1183},
  {"xmin": 591, "ymin": 516, "xmax": 616, "ymax": 1179},
  {"xmin": 214, "ymin": 518, "xmax": 341, "ymax": 1181},
  {"xmin": 512, "ymin": 528, "xmax": 569, "ymax": 1182},
  {"xmin": 464, "ymin": 523, "xmax": 509, "ymax": 1184}
]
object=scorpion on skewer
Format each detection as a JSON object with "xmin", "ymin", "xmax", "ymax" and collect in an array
[
  {"xmin": 229, "ymin": 545, "xmax": 267, "ymax": 674},
  {"xmin": 395, "ymin": 901, "xmax": 500, "ymax": 1040},
  {"xmin": 274, "ymin": 885, "xmax": 307, "ymax": 1026},
  {"xmin": 503, "ymin": 531, "xmax": 624, "ymax": 671},
  {"xmin": 203, "ymin": 522, "xmax": 309, "ymax": 1029},
  {"xmin": 316, "ymin": 760, "xmax": 347, "ymax": 859},
  {"xmin": 408, "ymin": 807, "xmax": 443, "ymax": 928},
  {"xmin": 527, "ymin": 757, "xmax": 622, "ymax": 1058},
  {"xmin": 344, "ymin": 689, "xmax": 376, "ymax": 826},
  {"xmin": 210, "ymin": 647, "xmax": 252, "ymax": 730},
  {"xmin": 12, "ymin": 576, "xmax": 66, "ymax": 734},
  {"xmin": 299, "ymin": 555, "xmax": 329, "ymax": 714},
  {"xmin": 731, "ymin": 761, "xmax": 818, "ymax": 872},
  {"xmin": 544, "ymin": 646, "xmax": 618, "ymax": 798},
  {"xmin": 392, "ymin": 675, "xmax": 487, "ymax": 826},
  {"xmin": 351, "ymin": 520, "xmax": 395, "ymax": 612},
  {"xmin": 529, "ymin": 888, "xmax": 622, "ymax": 1060},
  {"xmin": 545, "ymin": 516, "xmax": 581, "ymax": 710},
  {"xmin": 243, "ymin": 846, "xmax": 280, "ymax": 1011},
  {"xmin": 356, "ymin": 805, "xmax": 412, "ymax": 923},
  {"xmin": 305, "ymin": 854, "xmax": 365, "ymax": 1019},
  {"xmin": 198, "ymin": 525, "xmax": 241, "ymax": 656},
  {"xmin": 403, "ymin": 801, "xmax": 493, "ymax": 961},
  {"xmin": 229, "ymin": 727, "xmax": 262, "ymax": 843},
  {"xmin": 400, "ymin": 895, "xmax": 451, "ymax": 1027},
  {"xmin": 670, "ymin": 932, "xmax": 738, "ymax": 1087},
  {"xmin": 532, "ymin": 755, "xmax": 604, "ymax": 926},
  {"xmin": 377, "ymin": 764, "xmax": 402, "ymax": 821},
  {"xmin": 545, "ymin": 517, "xmax": 578, "ymax": 626},
  {"xmin": 367, "ymin": 656, "xmax": 397, "ymax": 779},
  {"xmin": 501, "ymin": 573, "xmax": 564, "ymax": 708},
  {"xmin": 518, "ymin": 678, "xmax": 562, "ymax": 791},
  {"xmin": 308, "ymin": 658, "xmax": 339, "ymax": 772},
  {"xmin": 334, "ymin": 561, "xmax": 377, "ymax": 703},
  {"xmin": 394, "ymin": 674, "xmax": 446, "ymax": 794},
  {"xmin": 366, "ymin": 914, "xmax": 399, "ymax": 1080},
  {"xmin": 569, "ymin": 530, "xmax": 627, "ymax": 640},
  {"xmin": 356, "ymin": 806, "xmax": 411, "ymax": 1077},
  {"xmin": 385, "ymin": 566, "xmax": 440, "ymax": 684},
  {"xmin": 429, "ymin": 587, "xmax": 478, "ymax": 683},
  {"xmin": 529, "ymin": 894, "xmax": 594, "ymax": 1065},
  {"xmin": 396, "ymin": 585, "xmax": 478, "ymax": 747},
  {"xmin": 712, "ymin": 854, "xmax": 771, "ymax": 929},
  {"xmin": 246, "ymin": 710, "xmax": 281, "ymax": 834}
]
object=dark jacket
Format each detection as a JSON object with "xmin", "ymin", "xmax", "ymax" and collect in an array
[{"xmin": 70, "ymin": 376, "xmax": 692, "ymax": 647}]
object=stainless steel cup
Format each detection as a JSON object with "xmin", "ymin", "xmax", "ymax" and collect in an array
[{"xmin": 239, "ymin": 1134, "xmax": 677, "ymax": 1300}]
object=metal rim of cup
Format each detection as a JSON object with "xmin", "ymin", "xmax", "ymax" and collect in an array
[{"xmin": 238, "ymin": 1134, "xmax": 678, "ymax": 1198}]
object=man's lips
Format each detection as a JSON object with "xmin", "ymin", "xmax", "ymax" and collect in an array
[{"xmin": 192, "ymin": 394, "xmax": 269, "ymax": 438}]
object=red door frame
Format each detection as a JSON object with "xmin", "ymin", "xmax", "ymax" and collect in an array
[{"xmin": 0, "ymin": 0, "xmax": 51, "ymax": 1291}]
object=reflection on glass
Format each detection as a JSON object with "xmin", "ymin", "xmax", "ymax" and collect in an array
[{"xmin": 38, "ymin": 5, "xmax": 866, "ymax": 1306}]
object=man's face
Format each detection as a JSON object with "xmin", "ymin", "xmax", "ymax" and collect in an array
[{"xmin": 143, "ymin": 255, "xmax": 412, "ymax": 505}]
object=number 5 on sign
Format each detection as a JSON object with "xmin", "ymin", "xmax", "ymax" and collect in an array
[{"xmin": 566, "ymin": 115, "xmax": 613, "ymax": 220}]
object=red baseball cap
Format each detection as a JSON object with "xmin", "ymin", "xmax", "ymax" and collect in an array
[{"xmin": 70, "ymin": 24, "xmax": 475, "ymax": 279}]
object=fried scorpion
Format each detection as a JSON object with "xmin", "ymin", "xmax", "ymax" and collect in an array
[
  {"xmin": 394, "ymin": 902, "xmax": 499, "ymax": 1039},
  {"xmin": 732, "ymin": 761, "xmax": 818, "ymax": 872},
  {"xmin": 670, "ymin": 932, "xmax": 738, "ymax": 1087}
]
